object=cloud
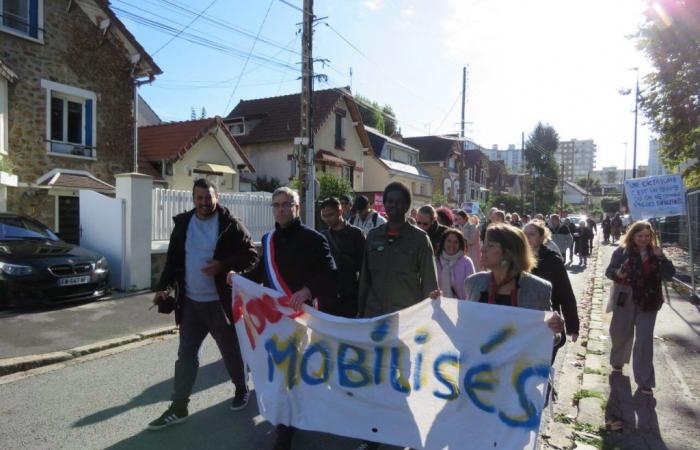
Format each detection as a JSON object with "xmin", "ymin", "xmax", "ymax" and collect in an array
[
  {"xmin": 400, "ymin": 7, "xmax": 415, "ymax": 17},
  {"xmin": 363, "ymin": 0, "xmax": 384, "ymax": 11}
]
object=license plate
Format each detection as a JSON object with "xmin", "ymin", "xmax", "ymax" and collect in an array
[{"xmin": 58, "ymin": 275, "xmax": 90, "ymax": 286}]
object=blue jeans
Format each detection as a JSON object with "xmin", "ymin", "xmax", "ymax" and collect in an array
[{"xmin": 172, "ymin": 297, "xmax": 246, "ymax": 407}]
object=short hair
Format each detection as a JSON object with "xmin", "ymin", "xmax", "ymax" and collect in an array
[
  {"xmin": 382, "ymin": 181, "xmax": 411, "ymax": 206},
  {"xmin": 492, "ymin": 210, "xmax": 505, "ymax": 222},
  {"xmin": 485, "ymin": 224, "xmax": 537, "ymax": 274},
  {"xmin": 438, "ymin": 228, "xmax": 468, "ymax": 254},
  {"xmin": 524, "ymin": 219, "xmax": 552, "ymax": 242},
  {"xmin": 354, "ymin": 195, "xmax": 369, "ymax": 210},
  {"xmin": 339, "ymin": 194, "xmax": 352, "ymax": 204},
  {"xmin": 550, "ymin": 214, "xmax": 560, "ymax": 222},
  {"xmin": 621, "ymin": 220, "xmax": 658, "ymax": 249},
  {"xmin": 272, "ymin": 186, "xmax": 300, "ymax": 205},
  {"xmin": 320, "ymin": 197, "xmax": 341, "ymax": 210},
  {"xmin": 455, "ymin": 210, "xmax": 468, "ymax": 220},
  {"xmin": 436, "ymin": 207, "xmax": 454, "ymax": 227},
  {"xmin": 418, "ymin": 205, "xmax": 436, "ymax": 218},
  {"xmin": 193, "ymin": 178, "xmax": 217, "ymax": 194}
]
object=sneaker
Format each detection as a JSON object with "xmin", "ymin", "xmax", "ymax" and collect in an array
[
  {"xmin": 230, "ymin": 390, "xmax": 250, "ymax": 411},
  {"xmin": 147, "ymin": 405, "xmax": 188, "ymax": 430}
]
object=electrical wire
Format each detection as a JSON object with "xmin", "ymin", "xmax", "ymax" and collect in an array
[
  {"xmin": 150, "ymin": 0, "xmax": 218, "ymax": 56},
  {"xmin": 223, "ymin": 0, "xmax": 276, "ymax": 115}
]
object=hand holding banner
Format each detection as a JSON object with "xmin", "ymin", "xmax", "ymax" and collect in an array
[{"xmin": 231, "ymin": 275, "xmax": 553, "ymax": 450}]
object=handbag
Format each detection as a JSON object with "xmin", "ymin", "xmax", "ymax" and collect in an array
[{"xmin": 606, "ymin": 282, "xmax": 633, "ymax": 313}]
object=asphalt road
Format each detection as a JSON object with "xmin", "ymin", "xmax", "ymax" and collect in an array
[{"xmin": 0, "ymin": 250, "xmax": 595, "ymax": 450}]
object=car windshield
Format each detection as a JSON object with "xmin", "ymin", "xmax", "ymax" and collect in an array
[{"xmin": 0, "ymin": 217, "xmax": 60, "ymax": 241}]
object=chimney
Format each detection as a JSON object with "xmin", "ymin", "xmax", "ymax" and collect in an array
[{"xmin": 391, "ymin": 132, "xmax": 403, "ymax": 142}]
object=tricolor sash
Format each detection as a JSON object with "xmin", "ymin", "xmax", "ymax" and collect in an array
[{"xmin": 262, "ymin": 230, "xmax": 293, "ymax": 297}]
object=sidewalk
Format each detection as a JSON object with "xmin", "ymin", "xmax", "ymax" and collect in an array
[
  {"xmin": 540, "ymin": 241, "xmax": 700, "ymax": 450},
  {"xmin": 0, "ymin": 291, "xmax": 176, "ymax": 375}
]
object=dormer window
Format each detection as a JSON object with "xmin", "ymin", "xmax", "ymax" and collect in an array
[{"xmin": 228, "ymin": 118, "xmax": 245, "ymax": 136}]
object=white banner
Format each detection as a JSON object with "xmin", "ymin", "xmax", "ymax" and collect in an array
[
  {"xmin": 625, "ymin": 174, "xmax": 686, "ymax": 219},
  {"xmin": 231, "ymin": 275, "xmax": 553, "ymax": 450}
]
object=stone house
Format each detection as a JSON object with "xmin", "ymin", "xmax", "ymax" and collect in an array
[
  {"xmin": 137, "ymin": 117, "xmax": 255, "ymax": 192},
  {"xmin": 224, "ymin": 87, "xmax": 371, "ymax": 192},
  {"xmin": 0, "ymin": 0, "xmax": 160, "ymax": 243}
]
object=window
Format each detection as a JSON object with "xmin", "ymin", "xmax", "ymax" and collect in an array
[
  {"xmin": 0, "ymin": 77, "xmax": 7, "ymax": 155},
  {"xmin": 341, "ymin": 165, "xmax": 353, "ymax": 184},
  {"xmin": 1, "ymin": 0, "xmax": 41, "ymax": 40},
  {"xmin": 420, "ymin": 184, "xmax": 426, "ymax": 195},
  {"xmin": 228, "ymin": 119, "xmax": 245, "ymax": 136},
  {"xmin": 334, "ymin": 114, "xmax": 344, "ymax": 148},
  {"xmin": 448, "ymin": 157, "xmax": 456, "ymax": 170},
  {"xmin": 41, "ymin": 80, "xmax": 96, "ymax": 159},
  {"xmin": 443, "ymin": 178, "xmax": 451, "ymax": 198}
]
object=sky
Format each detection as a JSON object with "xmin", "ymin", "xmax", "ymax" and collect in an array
[{"xmin": 116, "ymin": 0, "xmax": 655, "ymax": 171}]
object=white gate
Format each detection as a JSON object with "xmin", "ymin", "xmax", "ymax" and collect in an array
[{"xmin": 79, "ymin": 190, "xmax": 126, "ymax": 290}]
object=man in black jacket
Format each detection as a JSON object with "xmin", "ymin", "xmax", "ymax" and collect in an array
[
  {"xmin": 416, "ymin": 205, "xmax": 447, "ymax": 255},
  {"xmin": 239, "ymin": 186, "xmax": 337, "ymax": 450},
  {"xmin": 319, "ymin": 197, "xmax": 365, "ymax": 318},
  {"xmin": 148, "ymin": 179, "xmax": 258, "ymax": 430}
]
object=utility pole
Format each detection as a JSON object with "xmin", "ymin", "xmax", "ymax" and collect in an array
[
  {"xmin": 299, "ymin": 0, "xmax": 314, "ymax": 225},
  {"xmin": 632, "ymin": 68, "xmax": 639, "ymax": 179},
  {"xmin": 520, "ymin": 131, "xmax": 525, "ymax": 213},
  {"xmin": 559, "ymin": 157, "xmax": 565, "ymax": 215},
  {"xmin": 459, "ymin": 66, "xmax": 467, "ymax": 206}
]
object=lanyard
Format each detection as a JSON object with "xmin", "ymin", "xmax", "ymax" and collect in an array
[{"xmin": 488, "ymin": 272, "xmax": 518, "ymax": 306}]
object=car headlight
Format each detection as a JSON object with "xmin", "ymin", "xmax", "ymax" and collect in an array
[
  {"xmin": 95, "ymin": 257, "xmax": 109, "ymax": 272},
  {"xmin": 0, "ymin": 262, "xmax": 34, "ymax": 276}
]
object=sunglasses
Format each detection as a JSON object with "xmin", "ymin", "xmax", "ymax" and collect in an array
[{"xmin": 416, "ymin": 221, "xmax": 430, "ymax": 226}]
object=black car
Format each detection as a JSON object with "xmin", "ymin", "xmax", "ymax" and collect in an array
[{"xmin": 0, "ymin": 213, "xmax": 110, "ymax": 307}]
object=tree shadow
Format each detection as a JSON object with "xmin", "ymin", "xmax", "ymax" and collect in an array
[
  {"xmin": 566, "ymin": 265, "xmax": 586, "ymax": 275},
  {"xmin": 604, "ymin": 372, "xmax": 669, "ymax": 450},
  {"xmin": 72, "ymin": 360, "xmax": 231, "ymax": 428},
  {"xmin": 103, "ymin": 399, "xmax": 275, "ymax": 450}
]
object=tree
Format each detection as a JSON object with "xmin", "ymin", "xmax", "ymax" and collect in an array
[
  {"xmin": 576, "ymin": 177, "xmax": 600, "ymax": 191},
  {"xmin": 190, "ymin": 106, "xmax": 196, "ymax": 120},
  {"xmin": 382, "ymin": 105, "xmax": 397, "ymax": 136},
  {"xmin": 317, "ymin": 172, "xmax": 353, "ymax": 200},
  {"xmin": 601, "ymin": 197, "xmax": 621, "ymax": 213},
  {"xmin": 355, "ymin": 94, "xmax": 399, "ymax": 135},
  {"xmin": 489, "ymin": 194, "xmax": 521, "ymax": 213},
  {"xmin": 523, "ymin": 122, "xmax": 560, "ymax": 213},
  {"xmin": 253, "ymin": 175, "xmax": 281, "ymax": 193},
  {"xmin": 200, "ymin": 107, "xmax": 207, "ymax": 119},
  {"xmin": 637, "ymin": 0, "xmax": 700, "ymax": 187}
]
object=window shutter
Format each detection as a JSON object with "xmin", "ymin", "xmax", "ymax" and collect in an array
[
  {"xmin": 29, "ymin": 0, "xmax": 39, "ymax": 39},
  {"xmin": 84, "ymin": 99, "xmax": 93, "ymax": 147}
]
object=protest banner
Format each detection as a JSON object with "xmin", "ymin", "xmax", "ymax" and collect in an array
[
  {"xmin": 624, "ymin": 174, "xmax": 686, "ymax": 219},
  {"xmin": 461, "ymin": 201, "xmax": 480, "ymax": 215},
  {"xmin": 231, "ymin": 275, "xmax": 553, "ymax": 450}
]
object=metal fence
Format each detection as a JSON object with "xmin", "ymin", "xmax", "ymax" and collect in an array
[
  {"xmin": 152, "ymin": 188, "xmax": 274, "ymax": 243},
  {"xmin": 656, "ymin": 188, "xmax": 699, "ymax": 299}
]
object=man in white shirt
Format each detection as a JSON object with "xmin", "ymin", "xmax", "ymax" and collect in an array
[{"xmin": 348, "ymin": 194, "xmax": 386, "ymax": 236}]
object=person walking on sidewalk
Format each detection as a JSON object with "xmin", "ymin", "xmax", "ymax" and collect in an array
[
  {"xmin": 236, "ymin": 186, "xmax": 338, "ymax": 450},
  {"xmin": 548, "ymin": 214, "xmax": 572, "ymax": 262},
  {"xmin": 349, "ymin": 194, "xmax": 387, "ymax": 237},
  {"xmin": 602, "ymin": 214, "xmax": 611, "ymax": 244},
  {"xmin": 148, "ymin": 178, "xmax": 258, "ymax": 430},
  {"xmin": 524, "ymin": 220, "xmax": 580, "ymax": 363},
  {"xmin": 416, "ymin": 205, "xmax": 449, "ymax": 256},
  {"xmin": 575, "ymin": 220, "xmax": 593, "ymax": 266},
  {"xmin": 605, "ymin": 220, "xmax": 675, "ymax": 396}
]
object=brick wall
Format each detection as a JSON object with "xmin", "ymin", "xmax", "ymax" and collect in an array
[{"xmin": 1, "ymin": 0, "xmax": 136, "ymax": 222}]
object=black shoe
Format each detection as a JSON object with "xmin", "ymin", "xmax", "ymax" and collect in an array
[
  {"xmin": 147, "ymin": 404, "xmax": 188, "ymax": 430},
  {"xmin": 230, "ymin": 390, "xmax": 250, "ymax": 411}
]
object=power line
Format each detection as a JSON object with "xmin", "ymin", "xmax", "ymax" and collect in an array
[
  {"xmin": 223, "ymin": 0, "xmax": 276, "ymax": 115},
  {"xmin": 151, "ymin": 0, "xmax": 218, "ymax": 56}
]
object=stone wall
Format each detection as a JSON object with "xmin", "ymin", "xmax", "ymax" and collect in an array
[{"xmin": 1, "ymin": 0, "xmax": 136, "ymax": 219}]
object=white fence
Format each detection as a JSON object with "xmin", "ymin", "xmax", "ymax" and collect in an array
[{"xmin": 152, "ymin": 188, "xmax": 274, "ymax": 243}]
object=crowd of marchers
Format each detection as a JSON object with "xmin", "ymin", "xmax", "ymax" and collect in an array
[{"xmin": 147, "ymin": 178, "xmax": 674, "ymax": 450}]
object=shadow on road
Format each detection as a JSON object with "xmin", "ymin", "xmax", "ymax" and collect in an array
[
  {"xmin": 604, "ymin": 372, "xmax": 669, "ymax": 450},
  {"xmin": 72, "ymin": 360, "xmax": 230, "ymax": 428},
  {"xmin": 103, "ymin": 399, "xmax": 275, "ymax": 450}
]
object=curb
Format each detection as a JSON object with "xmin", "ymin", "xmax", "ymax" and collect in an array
[{"xmin": 0, "ymin": 325, "xmax": 177, "ymax": 376}]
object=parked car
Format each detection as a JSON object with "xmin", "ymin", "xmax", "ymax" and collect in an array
[
  {"xmin": 565, "ymin": 214, "xmax": 587, "ymax": 226},
  {"xmin": 0, "ymin": 213, "xmax": 110, "ymax": 307}
]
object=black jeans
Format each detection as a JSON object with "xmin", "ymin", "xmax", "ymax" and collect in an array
[{"xmin": 172, "ymin": 297, "xmax": 246, "ymax": 407}]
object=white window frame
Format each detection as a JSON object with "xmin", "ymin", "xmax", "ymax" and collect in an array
[
  {"xmin": 0, "ymin": 77, "xmax": 7, "ymax": 155},
  {"xmin": 41, "ymin": 79, "xmax": 97, "ymax": 160},
  {"xmin": 0, "ymin": 0, "xmax": 44, "ymax": 43}
]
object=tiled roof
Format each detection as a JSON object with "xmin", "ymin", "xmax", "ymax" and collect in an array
[
  {"xmin": 380, "ymin": 158, "xmax": 432, "ymax": 179},
  {"xmin": 138, "ymin": 117, "xmax": 254, "ymax": 172},
  {"xmin": 403, "ymin": 135, "xmax": 460, "ymax": 162},
  {"xmin": 364, "ymin": 126, "xmax": 419, "ymax": 158},
  {"xmin": 464, "ymin": 149, "xmax": 490, "ymax": 166},
  {"xmin": 37, "ymin": 171, "xmax": 113, "ymax": 190},
  {"xmin": 226, "ymin": 87, "xmax": 371, "ymax": 149}
]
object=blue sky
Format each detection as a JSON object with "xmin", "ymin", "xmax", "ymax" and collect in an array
[{"xmin": 116, "ymin": 0, "xmax": 653, "ymax": 171}]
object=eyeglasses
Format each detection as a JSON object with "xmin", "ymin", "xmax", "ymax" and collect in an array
[
  {"xmin": 416, "ymin": 221, "xmax": 430, "ymax": 226},
  {"xmin": 271, "ymin": 202, "xmax": 295, "ymax": 209}
]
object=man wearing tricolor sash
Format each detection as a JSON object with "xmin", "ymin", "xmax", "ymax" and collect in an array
[{"xmin": 237, "ymin": 186, "xmax": 338, "ymax": 450}]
